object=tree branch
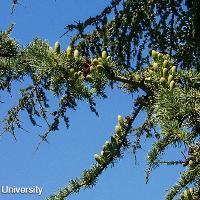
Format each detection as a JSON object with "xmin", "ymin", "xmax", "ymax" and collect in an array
[{"xmin": 47, "ymin": 104, "xmax": 143, "ymax": 200}]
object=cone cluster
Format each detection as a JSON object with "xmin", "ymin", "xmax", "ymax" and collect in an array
[
  {"xmin": 91, "ymin": 50, "xmax": 112, "ymax": 72},
  {"xmin": 183, "ymin": 143, "xmax": 200, "ymax": 167},
  {"xmin": 149, "ymin": 50, "xmax": 177, "ymax": 90},
  {"xmin": 180, "ymin": 188, "xmax": 195, "ymax": 200},
  {"xmin": 94, "ymin": 115, "xmax": 126, "ymax": 165}
]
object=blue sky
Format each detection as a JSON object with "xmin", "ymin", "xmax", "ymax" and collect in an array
[{"xmin": 0, "ymin": 1, "xmax": 184, "ymax": 200}]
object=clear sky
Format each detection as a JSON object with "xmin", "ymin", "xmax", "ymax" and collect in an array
[{"xmin": 0, "ymin": 1, "xmax": 184, "ymax": 200}]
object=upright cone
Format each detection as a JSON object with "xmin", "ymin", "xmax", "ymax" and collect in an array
[{"xmin": 54, "ymin": 41, "xmax": 60, "ymax": 54}]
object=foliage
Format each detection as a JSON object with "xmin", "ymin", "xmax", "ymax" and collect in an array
[{"xmin": 1, "ymin": 0, "xmax": 200, "ymax": 199}]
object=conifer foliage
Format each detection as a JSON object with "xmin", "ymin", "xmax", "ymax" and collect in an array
[{"xmin": 1, "ymin": 0, "xmax": 200, "ymax": 199}]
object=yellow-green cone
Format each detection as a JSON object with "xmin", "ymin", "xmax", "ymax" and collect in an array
[
  {"xmin": 54, "ymin": 41, "xmax": 60, "ymax": 54},
  {"xmin": 189, "ymin": 160, "xmax": 194, "ymax": 166},
  {"xmin": 171, "ymin": 65, "xmax": 177, "ymax": 75},
  {"xmin": 158, "ymin": 53, "xmax": 163, "ymax": 59},
  {"xmin": 117, "ymin": 115, "xmax": 123, "ymax": 125},
  {"xmin": 151, "ymin": 50, "xmax": 158, "ymax": 58},
  {"xmin": 163, "ymin": 60, "xmax": 168, "ymax": 68},
  {"xmin": 106, "ymin": 56, "xmax": 111, "ymax": 62},
  {"xmin": 163, "ymin": 68, "xmax": 168, "ymax": 78},
  {"xmin": 102, "ymin": 51, "xmax": 107, "ymax": 59},
  {"xmin": 169, "ymin": 80, "xmax": 175, "ymax": 90},
  {"xmin": 66, "ymin": 46, "xmax": 72, "ymax": 57},
  {"xmin": 92, "ymin": 58, "xmax": 99, "ymax": 66},
  {"xmin": 168, "ymin": 74, "xmax": 173, "ymax": 84},
  {"xmin": 153, "ymin": 62, "xmax": 158, "ymax": 70},
  {"xmin": 160, "ymin": 77, "xmax": 167, "ymax": 86},
  {"xmin": 94, "ymin": 154, "xmax": 102, "ymax": 164},
  {"xmin": 74, "ymin": 49, "xmax": 79, "ymax": 58},
  {"xmin": 98, "ymin": 57, "xmax": 103, "ymax": 63}
]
